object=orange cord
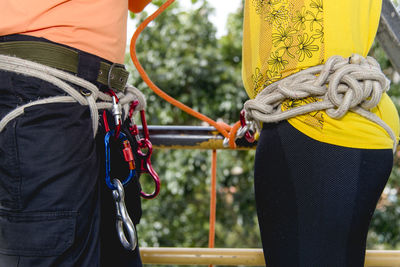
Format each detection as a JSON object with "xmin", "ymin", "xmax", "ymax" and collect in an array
[
  {"xmin": 129, "ymin": 0, "xmax": 241, "ymax": 148},
  {"xmin": 128, "ymin": 2, "xmax": 242, "ymax": 257},
  {"xmin": 208, "ymin": 149, "xmax": 217, "ymax": 267}
]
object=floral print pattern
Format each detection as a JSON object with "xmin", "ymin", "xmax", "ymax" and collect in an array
[
  {"xmin": 251, "ymin": 0, "xmax": 324, "ymax": 91},
  {"xmin": 282, "ymin": 97, "xmax": 324, "ymax": 129},
  {"xmin": 250, "ymin": 0, "xmax": 325, "ymax": 128}
]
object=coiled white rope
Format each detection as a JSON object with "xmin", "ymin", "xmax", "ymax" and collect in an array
[
  {"xmin": 0, "ymin": 54, "xmax": 146, "ymax": 136},
  {"xmin": 244, "ymin": 54, "xmax": 398, "ymax": 152}
]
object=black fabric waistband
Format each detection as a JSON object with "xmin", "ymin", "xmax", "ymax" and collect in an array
[{"xmin": 0, "ymin": 34, "xmax": 129, "ymax": 92}]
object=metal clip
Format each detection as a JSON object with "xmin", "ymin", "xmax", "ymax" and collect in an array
[
  {"xmin": 112, "ymin": 178, "xmax": 137, "ymax": 251},
  {"xmin": 104, "ymin": 131, "xmax": 135, "ymax": 190},
  {"xmin": 239, "ymin": 110, "xmax": 256, "ymax": 143},
  {"xmin": 111, "ymin": 96, "xmax": 122, "ymax": 127},
  {"xmin": 223, "ymin": 110, "xmax": 256, "ymax": 147}
]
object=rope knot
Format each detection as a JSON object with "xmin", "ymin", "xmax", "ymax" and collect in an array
[
  {"xmin": 243, "ymin": 54, "xmax": 396, "ymax": 152},
  {"xmin": 325, "ymin": 54, "xmax": 389, "ymax": 118}
]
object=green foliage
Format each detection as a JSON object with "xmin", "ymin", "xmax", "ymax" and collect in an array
[
  {"xmin": 127, "ymin": 1, "xmax": 247, "ymax": 123},
  {"xmin": 367, "ymin": 42, "xmax": 400, "ymax": 249},
  {"xmin": 368, "ymin": 4, "xmax": 400, "ymax": 246},
  {"xmin": 125, "ymin": 1, "xmax": 400, "ymax": 263},
  {"xmin": 126, "ymin": 1, "xmax": 259, "ymax": 264}
]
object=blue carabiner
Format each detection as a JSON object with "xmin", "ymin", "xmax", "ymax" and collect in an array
[{"xmin": 105, "ymin": 130, "xmax": 136, "ymax": 190}]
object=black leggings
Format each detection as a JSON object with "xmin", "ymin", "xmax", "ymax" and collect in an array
[{"xmin": 254, "ymin": 121, "xmax": 393, "ymax": 267}]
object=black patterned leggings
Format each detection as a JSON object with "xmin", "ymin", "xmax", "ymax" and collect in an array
[{"xmin": 254, "ymin": 121, "xmax": 393, "ymax": 267}]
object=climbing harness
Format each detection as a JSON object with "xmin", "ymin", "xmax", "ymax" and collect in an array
[
  {"xmin": 0, "ymin": 53, "xmax": 159, "ymax": 250},
  {"xmin": 243, "ymin": 54, "xmax": 397, "ymax": 152},
  {"xmin": 0, "ymin": 55, "xmax": 144, "ymax": 135}
]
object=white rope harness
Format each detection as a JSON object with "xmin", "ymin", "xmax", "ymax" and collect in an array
[
  {"xmin": 0, "ymin": 54, "xmax": 146, "ymax": 136},
  {"xmin": 244, "ymin": 54, "xmax": 398, "ymax": 152}
]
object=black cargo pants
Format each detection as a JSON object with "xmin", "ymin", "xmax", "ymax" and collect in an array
[{"xmin": 0, "ymin": 35, "xmax": 143, "ymax": 267}]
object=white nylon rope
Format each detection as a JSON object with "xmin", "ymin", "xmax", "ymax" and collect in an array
[
  {"xmin": 244, "ymin": 54, "xmax": 398, "ymax": 152},
  {"xmin": 0, "ymin": 54, "xmax": 146, "ymax": 136}
]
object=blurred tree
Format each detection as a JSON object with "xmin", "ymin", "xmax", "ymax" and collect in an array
[
  {"xmin": 366, "ymin": 0, "xmax": 400, "ymax": 250},
  {"xmin": 125, "ymin": 1, "xmax": 400, "ymax": 266},
  {"xmin": 126, "ymin": 2, "xmax": 259, "ymax": 266},
  {"xmin": 367, "ymin": 40, "xmax": 400, "ymax": 249}
]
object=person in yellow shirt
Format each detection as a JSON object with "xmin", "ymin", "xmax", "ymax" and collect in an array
[
  {"xmin": 242, "ymin": 0, "xmax": 399, "ymax": 266},
  {"xmin": 0, "ymin": 0, "xmax": 151, "ymax": 266}
]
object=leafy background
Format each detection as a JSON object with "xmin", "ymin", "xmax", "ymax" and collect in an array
[{"xmin": 125, "ymin": 1, "xmax": 400, "ymax": 266}]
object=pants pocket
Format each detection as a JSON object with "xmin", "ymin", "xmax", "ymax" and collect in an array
[
  {"xmin": 0, "ymin": 210, "xmax": 77, "ymax": 257},
  {"xmin": 0, "ymin": 121, "xmax": 21, "ymax": 210}
]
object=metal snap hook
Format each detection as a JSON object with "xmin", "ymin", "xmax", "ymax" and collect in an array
[{"xmin": 112, "ymin": 179, "xmax": 137, "ymax": 251}]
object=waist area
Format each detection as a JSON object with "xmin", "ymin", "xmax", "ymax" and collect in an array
[
  {"xmin": 0, "ymin": 34, "xmax": 129, "ymax": 93},
  {"xmin": 282, "ymin": 94, "xmax": 400, "ymax": 149}
]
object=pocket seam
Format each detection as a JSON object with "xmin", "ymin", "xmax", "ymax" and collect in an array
[
  {"xmin": 0, "ymin": 210, "xmax": 77, "ymax": 256},
  {"xmin": 0, "ymin": 120, "xmax": 22, "ymax": 210}
]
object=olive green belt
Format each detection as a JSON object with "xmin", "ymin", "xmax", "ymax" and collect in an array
[{"xmin": 0, "ymin": 41, "xmax": 129, "ymax": 92}]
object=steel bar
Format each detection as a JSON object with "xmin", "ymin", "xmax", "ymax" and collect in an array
[
  {"xmin": 137, "ymin": 125, "xmax": 257, "ymax": 150},
  {"xmin": 377, "ymin": 0, "xmax": 400, "ymax": 73}
]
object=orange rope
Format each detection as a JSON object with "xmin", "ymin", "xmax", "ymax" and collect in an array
[
  {"xmin": 129, "ymin": 0, "xmax": 240, "ymax": 148},
  {"xmin": 208, "ymin": 149, "xmax": 217, "ymax": 267},
  {"xmin": 129, "ymin": 3, "xmax": 241, "ymax": 260}
]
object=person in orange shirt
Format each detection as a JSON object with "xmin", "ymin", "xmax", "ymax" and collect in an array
[{"xmin": 0, "ymin": 1, "xmax": 151, "ymax": 266}]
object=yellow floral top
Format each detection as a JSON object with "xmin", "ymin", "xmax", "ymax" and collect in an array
[{"xmin": 242, "ymin": 0, "xmax": 399, "ymax": 149}]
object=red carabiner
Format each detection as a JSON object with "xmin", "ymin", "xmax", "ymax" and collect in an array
[
  {"xmin": 128, "ymin": 102, "xmax": 160, "ymax": 199},
  {"xmin": 136, "ymin": 138, "xmax": 160, "ymax": 199},
  {"xmin": 128, "ymin": 100, "xmax": 140, "ymax": 120},
  {"xmin": 140, "ymin": 110, "xmax": 150, "ymax": 140}
]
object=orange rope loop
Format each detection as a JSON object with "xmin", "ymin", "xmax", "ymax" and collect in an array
[{"xmin": 129, "ymin": 0, "xmax": 240, "ymax": 148}]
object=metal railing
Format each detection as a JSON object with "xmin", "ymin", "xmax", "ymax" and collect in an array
[{"xmin": 140, "ymin": 248, "xmax": 400, "ymax": 266}]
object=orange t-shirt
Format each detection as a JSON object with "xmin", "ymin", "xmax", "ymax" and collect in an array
[{"xmin": 0, "ymin": 0, "xmax": 151, "ymax": 63}]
